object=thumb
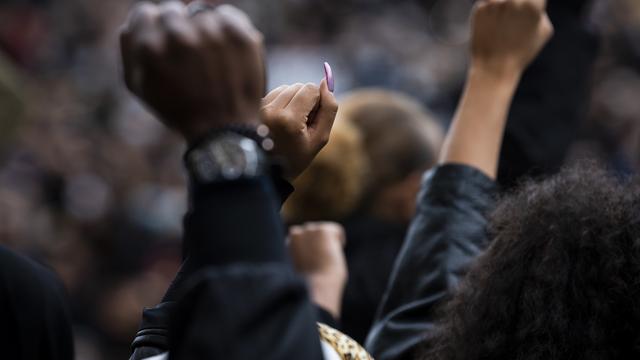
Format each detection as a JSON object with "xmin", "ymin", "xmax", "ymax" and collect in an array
[{"xmin": 309, "ymin": 78, "xmax": 338, "ymax": 147}]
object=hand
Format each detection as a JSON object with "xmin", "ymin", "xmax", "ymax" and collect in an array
[
  {"xmin": 470, "ymin": 0, "xmax": 554, "ymax": 78},
  {"xmin": 261, "ymin": 73, "xmax": 339, "ymax": 181},
  {"xmin": 288, "ymin": 222, "xmax": 347, "ymax": 319},
  {"xmin": 119, "ymin": 1, "xmax": 265, "ymax": 143}
]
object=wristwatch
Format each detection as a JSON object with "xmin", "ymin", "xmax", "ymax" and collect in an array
[{"xmin": 186, "ymin": 131, "xmax": 270, "ymax": 184}]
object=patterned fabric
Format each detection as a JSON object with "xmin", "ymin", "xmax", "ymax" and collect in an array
[{"xmin": 318, "ymin": 323, "xmax": 374, "ymax": 360}]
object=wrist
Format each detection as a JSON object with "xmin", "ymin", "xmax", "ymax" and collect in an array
[
  {"xmin": 177, "ymin": 114, "xmax": 262, "ymax": 147},
  {"xmin": 307, "ymin": 272, "xmax": 347, "ymax": 319},
  {"xmin": 467, "ymin": 64, "xmax": 520, "ymax": 100},
  {"xmin": 468, "ymin": 62, "xmax": 522, "ymax": 89},
  {"xmin": 185, "ymin": 123, "xmax": 274, "ymax": 156},
  {"xmin": 184, "ymin": 125, "xmax": 274, "ymax": 185}
]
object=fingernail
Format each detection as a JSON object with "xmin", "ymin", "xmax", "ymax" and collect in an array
[{"xmin": 324, "ymin": 62, "xmax": 334, "ymax": 92}]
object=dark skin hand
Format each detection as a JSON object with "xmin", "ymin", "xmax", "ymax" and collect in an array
[
  {"xmin": 120, "ymin": 1, "xmax": 338, "ymax": 181},
  {"xmin": 261, "ymin": 79, "xmax": 338, "ymax": 181},
  {"xmin": 120, "ymin": 1, "xmax": 265, "ymax": 144}
]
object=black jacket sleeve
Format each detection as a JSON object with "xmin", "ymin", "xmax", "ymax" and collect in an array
[
  {"xmin": 169, "ymin": 264, "xmax": 323, "ymax": 360},
  {"xmin": 131, "ymin": 173, "xmax": 322, "ymax": 360},
  {"xmin": 365, "ymin": 164, "xmax": 497, "ymax": 360}
]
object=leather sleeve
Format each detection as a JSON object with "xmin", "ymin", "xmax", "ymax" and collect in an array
[{"xmin": 365, "ymin": 164, "xmax": 497, "ymax": 360}]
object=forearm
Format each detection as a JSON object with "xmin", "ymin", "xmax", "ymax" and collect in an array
[
  {"xmin": 132, "ymin": 174, "xmax": 305, "ymax": 357},
  {"xmin": 307, "ymin": 274, "xmax": 345, "ymax": 320},
  {"xmin": 169, "ymin": 265, "xmax": 324, "ymax": 360},
  {"xmin": 162, "ymin": 174, "xmax": 286, "ymax": 302},
  {"xmin": 440, "ymin": 67, "xmax": 521, "ymax": 179}
]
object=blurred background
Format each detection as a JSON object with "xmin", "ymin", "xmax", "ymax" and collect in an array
[{"xmin": 0, "ymin": 0, "xmax": 639, "ymax": 358}]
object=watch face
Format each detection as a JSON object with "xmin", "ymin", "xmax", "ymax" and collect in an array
[
  {"xmin": 211, "ymin": 137, "xmax": 250, "ymax": 179},
  {"xmin": 189, "ymin": 149, "xmax": 218, "ymax": 183},
  {"xmin": 189, "ymin": 134, "xmax": 263, "ymax": 182}
]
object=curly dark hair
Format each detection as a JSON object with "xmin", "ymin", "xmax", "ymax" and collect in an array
[{"xmin": 424, "ymin": 162, "xmax": 640, "ymax": 360}]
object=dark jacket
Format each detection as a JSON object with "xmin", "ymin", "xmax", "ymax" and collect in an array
[
  {"xmin": 130, "ymin": 163, "xmax": 495, "ymax": 359},
  {"xmin": 340, "ymin": 215, "xmax": 407, "ymax": 344},
  {"xmin": 0, "ymin": 245, "xmax": 74, "ymax": 360},
  {"xmin": 366, "ymin": 164, "xmax": 496, "ymax": 360}
]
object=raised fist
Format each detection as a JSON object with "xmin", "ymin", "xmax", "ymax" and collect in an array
[
  {"xmin": 120, "ymin": 1, "xmax": 265, "ymax": 143},
  {"xmin": 261, "ymin": 66, "xmax": 339, "ymax": 181},
  {"xmin": 470, "ymin": 0, "xmax": 554, "ymax": 77},
  {"xmin": 288, "ymin": 222, "xmax": 347, "ymax": 318}
]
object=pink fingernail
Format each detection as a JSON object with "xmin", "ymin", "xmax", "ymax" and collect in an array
[{"xmin": 324, "ymin": 62, "xmax": 334, "ymax": 92}]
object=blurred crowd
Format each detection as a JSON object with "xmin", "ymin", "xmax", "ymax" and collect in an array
[{"xmin": 0, "ymin": 0, "xmax": 639, "ymax": 359}]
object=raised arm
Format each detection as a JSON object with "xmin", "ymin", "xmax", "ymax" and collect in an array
[
  {"xmin": 441, "ymin": 0, "xmax": 554, "ymax": 179},
  {"xmin": 366, "ymin": 1, "xmax": 553, "ymax": 359},
  {"xmin": 119, "ymin": 2, "xmax": 337, "ymax": 359}
]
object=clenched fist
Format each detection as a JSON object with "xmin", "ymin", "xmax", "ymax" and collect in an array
[
  {"xmin": 288, "ymin": 222, "xmax": 347, "ymax": 318},
  {"xmin": 470, "ymin": 0, "xmax": 554, "ymax": 78},
  {"xmin": 120, "ymin": 1, "xmax": 265, "ymax": 143},
  {"xmin": 261, "ymin": 74, "xmax": 339, "ymax": 181}
]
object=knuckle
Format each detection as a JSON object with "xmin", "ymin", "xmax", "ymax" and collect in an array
[
  {"xmin": 160, "ymin": 0, "xmax": 185, "ymax": 11},
  {"xmin": 218, "ymin": 20, "xmax": 253, "ymax": 48},
  {"xmin": 304, "ymin": 83, "xmax": 320, "ymax": 96},
  {"xmin": 130, "ymin": 2, "xmax": 158, "ymax": 25},
  {"xmin": 305, "ymin": 223, "xmax": 321, "ymax": 232},
  {"xmin": 521, "ymin": 4, "xmax": 540, "ymax": 18},
  {"xmin": 262, "ymin": 108, "xmax": 297, "ymax": 129},
  {"xmin": 260, "ymin": 106, "xmax": 277, "ymax": 122},
  {"xmin": 317, "ymin": 134, "xmax": 330, "ymax": 147},
  {"xmin": 132, "ymin": 1, "xmax": 157, "ymax": 16},
  {"xmin": 196, "ymin": 20, "xmax": 224, "ymax": 45},
  {"xmin": 304, "ymin": 82, "xmax": 318, "ymax": 90}
]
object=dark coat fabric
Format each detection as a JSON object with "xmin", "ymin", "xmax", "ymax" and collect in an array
[
  {"xmin": 0, "ymin": 245, "xmax": 74, "ymax": 360},
  {"xmin": 340, "ymin": 215, "xmax": 407, "ymax": 344},
  {"xmin": 365, "ymin": 164, "xmax": 496, "ymax": 360},
  {"xmin": 130, "ymin": 164, "xmax": 496, "ymax": 360}
]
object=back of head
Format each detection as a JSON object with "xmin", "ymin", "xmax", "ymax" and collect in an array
[
  {"xmin": 339, "ymin": 89, "xmax": 444, "ymax": 198},
  {"xmin": 283, "ymin": 89, "xmax": 443, "ymax": 224},
  {"xmin": 283, "ymin": 119, "xmax": 369, "ymax": 224},
  {"xmin": 427, "ymin": 162, "xmax": 640, "ymax": 360}
]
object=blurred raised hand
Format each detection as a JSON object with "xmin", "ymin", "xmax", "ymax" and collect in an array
[
  {"xmin": 261, "ymin": 72, "xmax": 339, "ymax": 181},
  {"xmin": 288, "ymin": 222, "xmax": 347, "ymax": 319},
  {"xmin": 119, "ymin": 1, "xmax": 265, "ymax": 143},
  {"xmin": 470, "ymin": 0, "xmax": 554, "ymax": 78}
]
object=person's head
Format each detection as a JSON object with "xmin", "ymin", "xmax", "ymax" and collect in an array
[
  {"xmin": 283, "ymin": 119, "xmax": 369, "ymax": 224},
  {"xmin": 425, "ymin": 162, "xmax": 640, "ymax": 360},
  {"xmin": 340, "ymin": 88, "xmax": 444, "ymax": 223},
  {"xmin": 283, "ymin": 88, "xmax": 443, "ymax": 224}
]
